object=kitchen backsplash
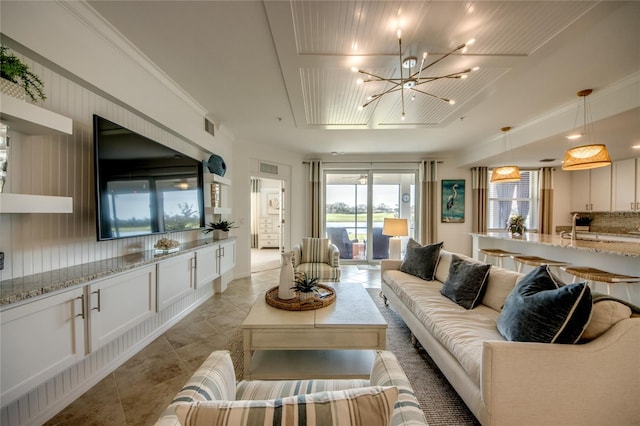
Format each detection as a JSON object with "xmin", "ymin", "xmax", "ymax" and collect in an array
[{"xmin": 558, "ymin": 211, "xmax": 640, "ymax": 234}]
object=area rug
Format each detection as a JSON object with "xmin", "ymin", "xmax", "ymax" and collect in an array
[{"xmin": 224, "ymin": 288, "xmax": 479, "ymax": 425}]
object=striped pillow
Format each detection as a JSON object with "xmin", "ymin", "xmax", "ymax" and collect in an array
[
  {"xmin": 175, "ymin": 386, "xmax": 398, "ymax": 426},
  {"xmin": 301, "ymin": 238, "xmax": 329, "ymax": 264}
]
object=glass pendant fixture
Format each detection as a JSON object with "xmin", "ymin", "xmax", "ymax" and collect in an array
[
  {"xmin": 491, "ymin": 126, "xmax": 521, "ymax": 183},
  {"xmin": 562, "ymin": 89, "xmax": 611, "ymax": 171}
]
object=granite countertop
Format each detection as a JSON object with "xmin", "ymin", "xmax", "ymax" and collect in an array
[
  {"xmin": 471, "ymin": 232, "xmax": 640, "ymax": 258},
  {"xmin": 0, "ymin": 238, "xmax": 234, "ymax": 308}
]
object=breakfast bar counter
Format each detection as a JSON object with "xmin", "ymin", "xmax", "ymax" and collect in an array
[{"xmin": 470, "ymin": 232, "xmax": 640, "ymax": 305}]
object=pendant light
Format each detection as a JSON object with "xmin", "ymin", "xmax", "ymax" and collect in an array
[
  {"xmin": 491, "ymin": 126, "xmax": 521, "ymax": 183},
  {"xmin": 562, "ymin": 89, "xmax": 611, "ymax": 171}
]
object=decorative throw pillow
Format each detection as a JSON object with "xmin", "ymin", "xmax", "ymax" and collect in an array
[
  {"xmin": 175, "ymin": 386, "xmax": 398, "ymax": 426},
  {"xmin": 399, "ymin": 239, "xmax": 443, "ymax": 280},
  {"xmin": 440, "ymin": 254, "xmax": 491, "ymax": 309},
  {"xmin": 301, "ymin": 238, "xmax": 329, "ymax": 264},
  {"xmin": 581, "ymin": 298, "xmax": 632, "ymax": 341},
  {"xmin": 497, "ymin": 265, "xmax": 592, "ymax": 344}
]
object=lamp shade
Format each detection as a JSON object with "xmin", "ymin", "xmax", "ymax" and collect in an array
[
  {"xmin": 490, "ymin": 166, "xmax": 521, "ymax": 183},
  {"xmin": 562, "ymin": 144, "xmax": 611, "ymax": 171},
  {"xmin": 382, "ymin": 218, "xmax": 409, "ymax": 237}
]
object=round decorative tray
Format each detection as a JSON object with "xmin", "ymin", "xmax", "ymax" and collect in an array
[{"xmin": 265, "ymin": 284, "xmax": 336, "ymax": 311}]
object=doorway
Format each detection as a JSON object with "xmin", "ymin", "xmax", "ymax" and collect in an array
[{"xmin": 250, "ymin": 176, "xmax": 285, "ymax": 273}]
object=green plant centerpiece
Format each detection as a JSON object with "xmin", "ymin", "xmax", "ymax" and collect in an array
[
  {"xmin": 203, "ymin": 219, "xmax": 237, "ymax": 240},
  {"xmin": 291, "ymin": 272, "xmax": 319, "ymax": 302},
  {"xmin": 506, "ymin": 214, "xmax": 526, "ymax": 236},
  {"xmin": 0, "ymin": 45, "xmax": 46, "ymax": 102}
]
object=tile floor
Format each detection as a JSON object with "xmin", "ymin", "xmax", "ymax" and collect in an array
[{"xmin": 46, "ymin": 264, "xmax": 381, "ymax": 426}]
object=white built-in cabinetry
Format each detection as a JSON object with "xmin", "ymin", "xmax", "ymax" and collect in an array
[
  {"xmin": 612, "ymin": 157, "xmax": 640, "ymax": 211},
  {"xmin": 570, "ymin": 166, "xmax": 612, "ymax": 212},
  {"xmin": 86, "ymin": 265, "xmax": 156, "ymax": 353},
  {"xmin": 258, "ymin": 216, "xmax": 279, "ymax": 248},
  {"xmin": 0, "ymin": 239, "xmax": 235, "ymax": 410},
  {"xmin": 0, "ymin": 287, "xmax": 84, "ymax": 405},
  {"xmin": 0, "ymin": 94, "xmax": 73, "ymax": 214}
]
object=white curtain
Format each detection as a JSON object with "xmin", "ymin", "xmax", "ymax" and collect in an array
[
  {"xmin": 250, "ymin": 178, "xmax": 261, "ymax": 248},
  {"xmin": 420, "ymin": 160, "xmax": 438, "ymax": 244}
]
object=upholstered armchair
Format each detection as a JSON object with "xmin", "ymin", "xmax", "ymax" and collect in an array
[{"xmin": 292, "ymin": 237, "xmax": 341, "ymax": 282}]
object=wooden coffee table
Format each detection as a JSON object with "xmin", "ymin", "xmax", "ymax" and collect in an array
[{"xmin": 242, "ymin": 283, "xmax": 387, "ymax": 379}]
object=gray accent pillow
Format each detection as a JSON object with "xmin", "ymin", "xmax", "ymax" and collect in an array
[
  {"xmin": 497, "ymin": 265, "xmax": 592, "ymax": 344},
  {"xmin": 440, "ymin": 254, "xmax": 491, "ymax": 309},
  {"xmin": 399, "ymin": 239, "xmax": 443, "ymax": 280}
]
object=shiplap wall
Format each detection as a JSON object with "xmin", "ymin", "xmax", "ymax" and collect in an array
[{"xmin": 0, "ymin": 51, "xmax": 208, "ymax": 281}]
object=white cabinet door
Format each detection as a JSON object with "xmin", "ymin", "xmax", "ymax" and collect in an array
[
  {"xmin": 1, "ymin": 287, "xmax": 84, "ymax": 404},
  {"xmin": 87, "ymin": 265, "xmax": 156, "ymax": 352},
  {"xmin": 157, "ymin": 252, "xmax": 195, "ymax": 311},
  {"xmin": 589, "ymin": 166, "xmax": 612, "ymax": 211},
  {"xmin": 218, "ymin": 240, "xmax": 236, "ymax": 275},
  {"xmin": 613, "ymin": 158, "xmax": 636, "ymax": 211},
  {"xmin": 570, "ymin": 170, "xmax": 591, "ymax": 211},
  {"xmin": 196, "ymin": 244, "xmax": 219, "ymax": 288}
]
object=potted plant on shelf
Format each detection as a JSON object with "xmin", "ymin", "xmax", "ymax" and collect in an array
[
  {"xmin": 0, "ymin": 45, "xmax": 46, "ymax": 102},
  {"xmin": 506, "ymin": 214, "xmax": 526, "ymax": 237},
  {"xmin": 203, "ymin": 219, "xmax": 237, "ymax": 240},
  {"xmin": 291, "ymin": 272, "xmax": 319, "ymax": 302}
]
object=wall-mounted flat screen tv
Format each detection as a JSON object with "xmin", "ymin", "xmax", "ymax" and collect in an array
[{"xmin": 93, "ymin": 115, "xmax": 205, "ymax": 241}]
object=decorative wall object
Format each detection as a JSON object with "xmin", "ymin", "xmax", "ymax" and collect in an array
[
  {"xmin": 442, "ymin": 179, "xmax": 465, "ymax": 223},
  {"xmin": 267, "ymin": 191, "xmax": 280, "ymax": 215}
]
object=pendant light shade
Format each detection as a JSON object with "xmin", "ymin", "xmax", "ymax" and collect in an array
[
  {"xmin": 562, "ymin": 89, "xmax": 611, "ymax": 171},
  {"xmin": 491, "ymin": 126, "xmax": 521, "ymax": 183}
]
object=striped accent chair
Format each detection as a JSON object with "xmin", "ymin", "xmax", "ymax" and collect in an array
[
  {"xmin": 292, "ymin": 237, "xmax": 341, "ymax": 282},
  {"xmin": 155, "ymin": 350, "xmax": 427, "ymax": 426}
]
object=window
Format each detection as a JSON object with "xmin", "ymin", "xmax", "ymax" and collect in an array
[{"xmin": 488, "ymin": 170, "xmax": 539, "ymax": 231}]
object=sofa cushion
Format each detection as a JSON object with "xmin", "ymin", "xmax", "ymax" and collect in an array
[
  {"xmin": 441, "ymin": 254, "xmax": 491, "ymax": 309},
  {"xmin": 236, "ymin": 379, "xmax": 369, "ymax": 400},
  {"xmin": 399, "ymin": 239, "xmax": 443, "ymax": 280},
  {"xmin": 482, "ymin": 267, "xmax": 522, "ymax": 312},
  {"xmin": 497, "ymin": 265, "xmax": 592, "ymax": 344},
  {"xmin": 581, "ymin": 299, "xmax": 632, "ymax": 341},
  {"xmin": 175, "ymin": 386, "xmax": 398, "ymax": 426},
  {"xmin": 301, "ymin": 237, "xmax": 329, "ymax": 263}
]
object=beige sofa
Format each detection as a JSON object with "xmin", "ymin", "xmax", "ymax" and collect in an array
[
  {"xmin": 156, "ymin": 350, "xmax": 427, "ymax": 426},
  {"xmin": 381, "ymin": 250, "xmax": 640, "ymax": 426}
]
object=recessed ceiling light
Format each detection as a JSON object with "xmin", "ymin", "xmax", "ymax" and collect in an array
[
  {"xmin": 632, "ymin": 144, "xmax": 640, "ymax": 150},
  {"xmin": 540, "ymin": 158, "xmax": 556, "ymax": 163}
]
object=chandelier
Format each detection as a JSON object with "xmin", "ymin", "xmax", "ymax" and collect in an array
[
  {"xmin": 562, "ymin": 89, "xmax": 611, "ymax": 171},
  {"xmin": 353, "ymin": 29, "xmax": 479, "ymax": 120}
]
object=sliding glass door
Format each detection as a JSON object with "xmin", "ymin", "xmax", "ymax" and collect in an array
[{"xmin": 324, "ymin": 170, "xmax": 417, "ymax": 262}]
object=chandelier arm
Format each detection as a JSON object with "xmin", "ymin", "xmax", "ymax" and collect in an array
[
  {"xmin": 362, "ymin": 83, "xmax": 403, "ymax": 108},
  {"xmin": 398, "ymin": 36, "xmax": 406, "ymax": 118},
  {"xmin": 410, "ymin": 88, "xmax": 452, "ymax": 103},
  {"xmin": 413, "ymin": 44, "xmax": 466, "ymax": 76},
  {"xmin": 358, "ymin": 70, "xmax": 395, "ymax": 81}
]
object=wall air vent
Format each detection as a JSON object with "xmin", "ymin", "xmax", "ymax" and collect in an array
[
  {"xmin": 204, "ymin": 117, "xmax": 216, "ymax": 137},
  {"xmin": 260, "ymin": 162, "xmax": 278, "ymax": 175}
]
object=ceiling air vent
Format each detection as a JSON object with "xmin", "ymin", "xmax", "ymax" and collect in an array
[{"xmin": 260, "ymin": 162, "xmax": 278, "ymax": 175}]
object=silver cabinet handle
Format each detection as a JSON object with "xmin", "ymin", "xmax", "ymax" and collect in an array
[
  {"xmin": 91, "ymin": 289, "xmax": 101, "ymax": 312},
  {"xmin": 75, "ymin": 295, "xmax": 85, "ymax": 319}
]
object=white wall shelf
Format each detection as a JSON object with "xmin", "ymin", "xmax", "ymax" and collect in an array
[
  {"xmin": 0, "ymin": 94, "xmax": 73, "ymax": 135},
  {"xmin": 0, "ymin": 193, "xmax": 73, "ymax": 214}
]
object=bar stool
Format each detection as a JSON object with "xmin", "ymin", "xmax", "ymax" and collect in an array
[
  {"xmin": 478, "ymin": 248, "xmax": 519, "ymax": 269},
  {"xmin": 563, "ymin": 266, "xmax": 640, "ymax": 302},
  {"xmin": 510, "ymin": 255, "xmax": 570, "ymax": 274}
]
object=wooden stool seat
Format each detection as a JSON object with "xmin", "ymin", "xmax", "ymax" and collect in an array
[
  {"xmin": 511, "ymin": 255, "xmax": 569, "ymax": 273},
  {"xmin": 478, "ymin": 249, "xmax": 519, "ymax": 269},
  {"xmin": 563, "ymin": 266, "xmax": 640, "ymax": 301}
]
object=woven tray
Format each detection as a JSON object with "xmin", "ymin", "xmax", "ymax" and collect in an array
[{"xmin": 265, "ymin": 284, "xmax": 336, "ymax": 311}]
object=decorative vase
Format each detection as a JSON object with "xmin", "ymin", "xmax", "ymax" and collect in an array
[
  {"xmin": 278, "ymin": 252, "xmax": 296, "ymax": 300},
  {"xmin": 0, "ymin": 78, "xmax": 26, "ymax": 101},
  {"xmin": 298, "ymin": 291, "xmax": 315, "ymax": 302},
  {"xmin": 212, "ymin": 230, "xmax": 228, "ymax": 240}
]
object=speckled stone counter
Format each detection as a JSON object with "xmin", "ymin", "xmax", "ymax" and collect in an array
[
  {"xmin": 472, "ymin": 232, "xmax": 640, "ymax": 258},
  {"xmin": 0, "ymin": 239, "xmax": 230, "ymax": 307}
]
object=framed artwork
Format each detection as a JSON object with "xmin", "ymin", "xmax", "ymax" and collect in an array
[
  {"xmin": 441, "ymin": 179, "xmax": 465, "ymax": 223},
  {"xmin": 266, "ymin": 192, "xmax": 280, "ymax": 214}
]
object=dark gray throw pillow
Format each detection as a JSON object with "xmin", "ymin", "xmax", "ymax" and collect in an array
[
  {"xmin": 440, "ymin": 255, "xmax": 491, "ymax": 309},
  {"xmin": 399, "ymin": 239, "xmax": 443, "ymax": 280},
  {"xmin": 497, "ymin": 265, "xmax": 592, "ymax": 344}
]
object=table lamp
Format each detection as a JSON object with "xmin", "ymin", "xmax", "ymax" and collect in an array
[{"xmin": 382, "ymin": 218, "xmax": 408, "ymax": 259}]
